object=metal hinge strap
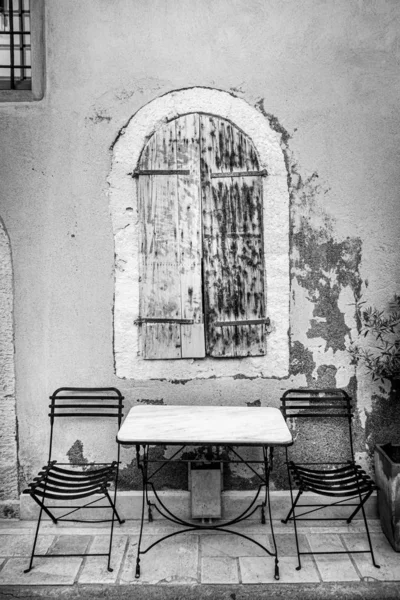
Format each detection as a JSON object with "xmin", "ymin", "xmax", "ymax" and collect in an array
[
  {"xmin": 210, "ymin": 169, "xmax": 268, "ymax": 179},
  {"xmin": 214, "ymin": 318, "xmax": 270, "ymax": 327},
  {"xmin": 135, "ymin": 317, "xmax": 194, "ymax": 325},
  {"xmin": 132, "ymin": 170, "xmax": 190, "ymax": 177}
]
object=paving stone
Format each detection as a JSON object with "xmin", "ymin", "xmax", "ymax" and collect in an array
[
  {"xmin": 47, "ymin": 534, "xmax": 92, "ymax": 555},
  {"xmin": 308, "ymin": 533, "xmax": 360, "ymax": 581},
  {"xmin": 0, "ymin": 534, "xmax": 54, "ymax": 557},
  {"xmin": 201, "ymin": 556, "xmax": 239, "ymax": 583},
  {"xmin": 0, "ymin": 557, "xmax": 82, "ymax": 585},
  {"xmin": 274, "ymin": 533, "xmax": 311, "ymax": 557},
  {"xmin": 120, "ymin": 534, "xmax": 199, "ymax": 584},
  {"xmin": 341, "ymin": 532, "xmax": 400, "ymax": 581},
  {"xmin": 201, "ymin": 533, "xmax": 273, "ymax": 557},
  {"xmin": 78, "ymin": 535, "xmax": 128, "ymax": 584},
  {"xmin": 240, "ymin": 556, "xmax": 320, "ymax": 583}
]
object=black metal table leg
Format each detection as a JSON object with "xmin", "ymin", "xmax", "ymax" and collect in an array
[
  {"xmin": 135, "ymin": 444, "xmax": 149, "ymax": 579},
  {"xmin": 132, "ymin": 443, "xmax": 281, "ymax": 580}
]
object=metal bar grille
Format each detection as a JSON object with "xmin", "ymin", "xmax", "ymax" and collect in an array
[{"xmin": 0, "ymin": 0, "xmax": 31, "ymax": 90}]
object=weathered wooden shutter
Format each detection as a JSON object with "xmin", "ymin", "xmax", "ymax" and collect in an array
[
  {"xmin": 137, "ymin": 114, "xmax": 205, "ymax": 359},
  {"xmin": 200, "ymin": 115, "xmax": 267, "ymax": 357}
]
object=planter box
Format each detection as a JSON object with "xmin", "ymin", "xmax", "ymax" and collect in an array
[{"xmin": 375, "ymin": 443, "xmax": 400, "ymax": 551}]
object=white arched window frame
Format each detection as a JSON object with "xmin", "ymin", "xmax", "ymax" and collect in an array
[{"xmin": 109, "ymin": 88, "xmax": 289, "ymax": 380}]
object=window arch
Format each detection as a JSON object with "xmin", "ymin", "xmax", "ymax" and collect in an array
[{"xmin": 109, "ymin": 87, "xmax": 289, "ymax": 379}]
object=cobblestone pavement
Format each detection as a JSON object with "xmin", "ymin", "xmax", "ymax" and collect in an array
[{"xmin": 0, "ymin": 518, "xmax": 399, "ymax": 595}]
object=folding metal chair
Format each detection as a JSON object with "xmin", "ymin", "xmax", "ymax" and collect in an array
[
  {"xmin": 23, "ymin": 387, "xmax": 125, "ymax": 573},
  {"xmin": 280, "ymin": 388, "xmax": 379, "ymax": 570}
]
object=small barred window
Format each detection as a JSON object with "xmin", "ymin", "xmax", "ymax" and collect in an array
[
  {"xmin": 0, "ymin": 0, "xmax": 31, "ymax": 91},
  {"xmin": 0, "ymin": 0, "xmax": 44, "ymax": 101}
]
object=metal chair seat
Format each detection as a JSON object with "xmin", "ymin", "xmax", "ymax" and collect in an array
[
  {"xmin": 288, "ymin": 461, "xmax": 377, "ymax": 497},
  {"xmin": 25, "ymin": 461, "xmax": 118, "ymax": 501}
]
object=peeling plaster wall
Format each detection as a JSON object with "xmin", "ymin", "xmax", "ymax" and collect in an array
[{"xmin": 0, "ymin": 0, "xmax": 400, "ymax": 497}]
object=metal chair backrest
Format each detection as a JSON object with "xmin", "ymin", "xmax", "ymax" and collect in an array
[
  {"xmin": 47, "ymin": 387, "xmax": 124, "ymax": 463},
  {"xmin": 280, "ymin": 388, "xmax": 355, "ymax": 462},
  {"xmin": 280, "ymin": 388, "xmax": 352, "ymax": 420}
]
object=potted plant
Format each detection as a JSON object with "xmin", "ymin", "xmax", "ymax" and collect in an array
[{"xmin": 348, "ymin": 294, "xmax": 400, "ymax": 551}]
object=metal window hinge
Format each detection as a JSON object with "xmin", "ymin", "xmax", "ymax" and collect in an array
[
  {"xmin": 214, "ymin": 318, "xmax": 270, "ymax": 327},
  {"xmin": 135, "ymin": 317, "xmax": 194, "ymax": 325},
  {"xmin": 132, "ymin": 169, "xmax": 190, "ymax": 177},
  {"xmin": 210, "ymin": 169, "xmax": 268, "ymax": 179}
]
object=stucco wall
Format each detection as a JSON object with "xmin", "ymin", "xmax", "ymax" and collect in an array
[
  {"xmin": 0, "ymin": 220, "xmax": 18, "ymax": 514},
  {"xmin": 0, "ymin": 0, "xmax": 400, "ymax": 497}
]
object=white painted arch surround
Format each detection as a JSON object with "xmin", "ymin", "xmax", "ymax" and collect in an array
[{"xmin": 109, "ymin": 87, "xmax": 289, "ymax": 380}]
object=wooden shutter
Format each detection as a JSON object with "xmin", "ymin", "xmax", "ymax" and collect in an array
[
  {"xmin": 200, "ymin": 115, "xmax": 267, "ymax": 357},
  {"xmin": 137, "ymin": 114, "xmax": 205, "ymax": 359}
]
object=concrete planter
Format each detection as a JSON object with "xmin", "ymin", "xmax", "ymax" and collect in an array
[{"xmin": 375, "ymin": 443, "xmax": 400, "ymax": 551}]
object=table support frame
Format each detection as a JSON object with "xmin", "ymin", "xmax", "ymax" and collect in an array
[{"xmin": 133, "ymin": 444, "xmax": 280, "ymax": 580}]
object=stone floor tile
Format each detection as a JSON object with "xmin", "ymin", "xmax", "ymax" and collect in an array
[
  {"xmin": 0, "ymin": 557, "xmax": 82, "ymax": 585},
  {"xmin": 78, "ymin": 535, "xmax": 128, "ymax": 584},
  {"xmin": 0, "ymin": 534, "xmax": 54, "ymax": 557},
  {"xmin": 201, "ymin": 533, "xmax": 272, "ymax": 557},
  {"xmin": 120, "ymin": 534, "xmax": 199, "ymax": 584},
  {"xmin": 240, "ymin": 556, "xmax": 320, "ymax": 584},
  {"xmin": 308, "ymin": 534, "xmax": 359, "ymax": 581},
  {"xmin": 47, "ymin": 534, "xmax": 92, "ymax": 555},
  {"xmin": 201, "ymin": 556, "xmax": 239, "ymax": 584},
  {"xmin": 308, "ymin": 520, "xmax": 382, "ymax": 534},
  {"xmin": 341, "ymin": 532, "xmax": 400, "ymax": 581},
  {"xmin": 274, "ymin": 533, "xmax": 311, "ymax": 557}
]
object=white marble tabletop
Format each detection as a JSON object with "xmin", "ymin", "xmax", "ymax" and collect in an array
[{"xmin": 117, "ymin": 405, "xmax": 292, "ymax": 446}]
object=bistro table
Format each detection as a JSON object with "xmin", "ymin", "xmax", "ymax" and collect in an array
[{"xmin": 117, "ymin": 404, "xmax": 293, "ymax": 580}]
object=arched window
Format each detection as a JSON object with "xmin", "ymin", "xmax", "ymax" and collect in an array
[
  {"xmin": 136, "ymin": 113, "xmax": 268, "ymax": 359},
  {"xmin": 109, "ymin": 87, "xmax": 289, "ymax": 380}
]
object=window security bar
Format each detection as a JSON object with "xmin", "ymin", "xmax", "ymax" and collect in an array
[{"xmin": 0, "ymin": 0, "xmax": 31, "ymax": 90}]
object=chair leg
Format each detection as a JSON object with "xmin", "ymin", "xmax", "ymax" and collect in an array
[
  {"xmin": 24, "ymin": 502, "xmax": 44, "ymax": 573},
  {"xmin": 104, "ymin": 488, "xmax": 125, "ymax": 525},
  {"xmin": 105, "ymin": 489, "xmax": 116, "ymax": 572},
  {"xmin": 282, "ymin": 489, "xmax": 302, "ymax": 524},
  {"xmin": 346, "ymin": 491, "xmax": 371, "ymax": 524},
  {"xmin": 282, "ymin": 464, "xmax": 302, "ymax": 571},
  {"xmin": 30, "ymin": 493, "xmax": 58, "ymax": 524},
  {"xmin": 359, "ymin": 494, "xmax": 380, "ymax": 569}
]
